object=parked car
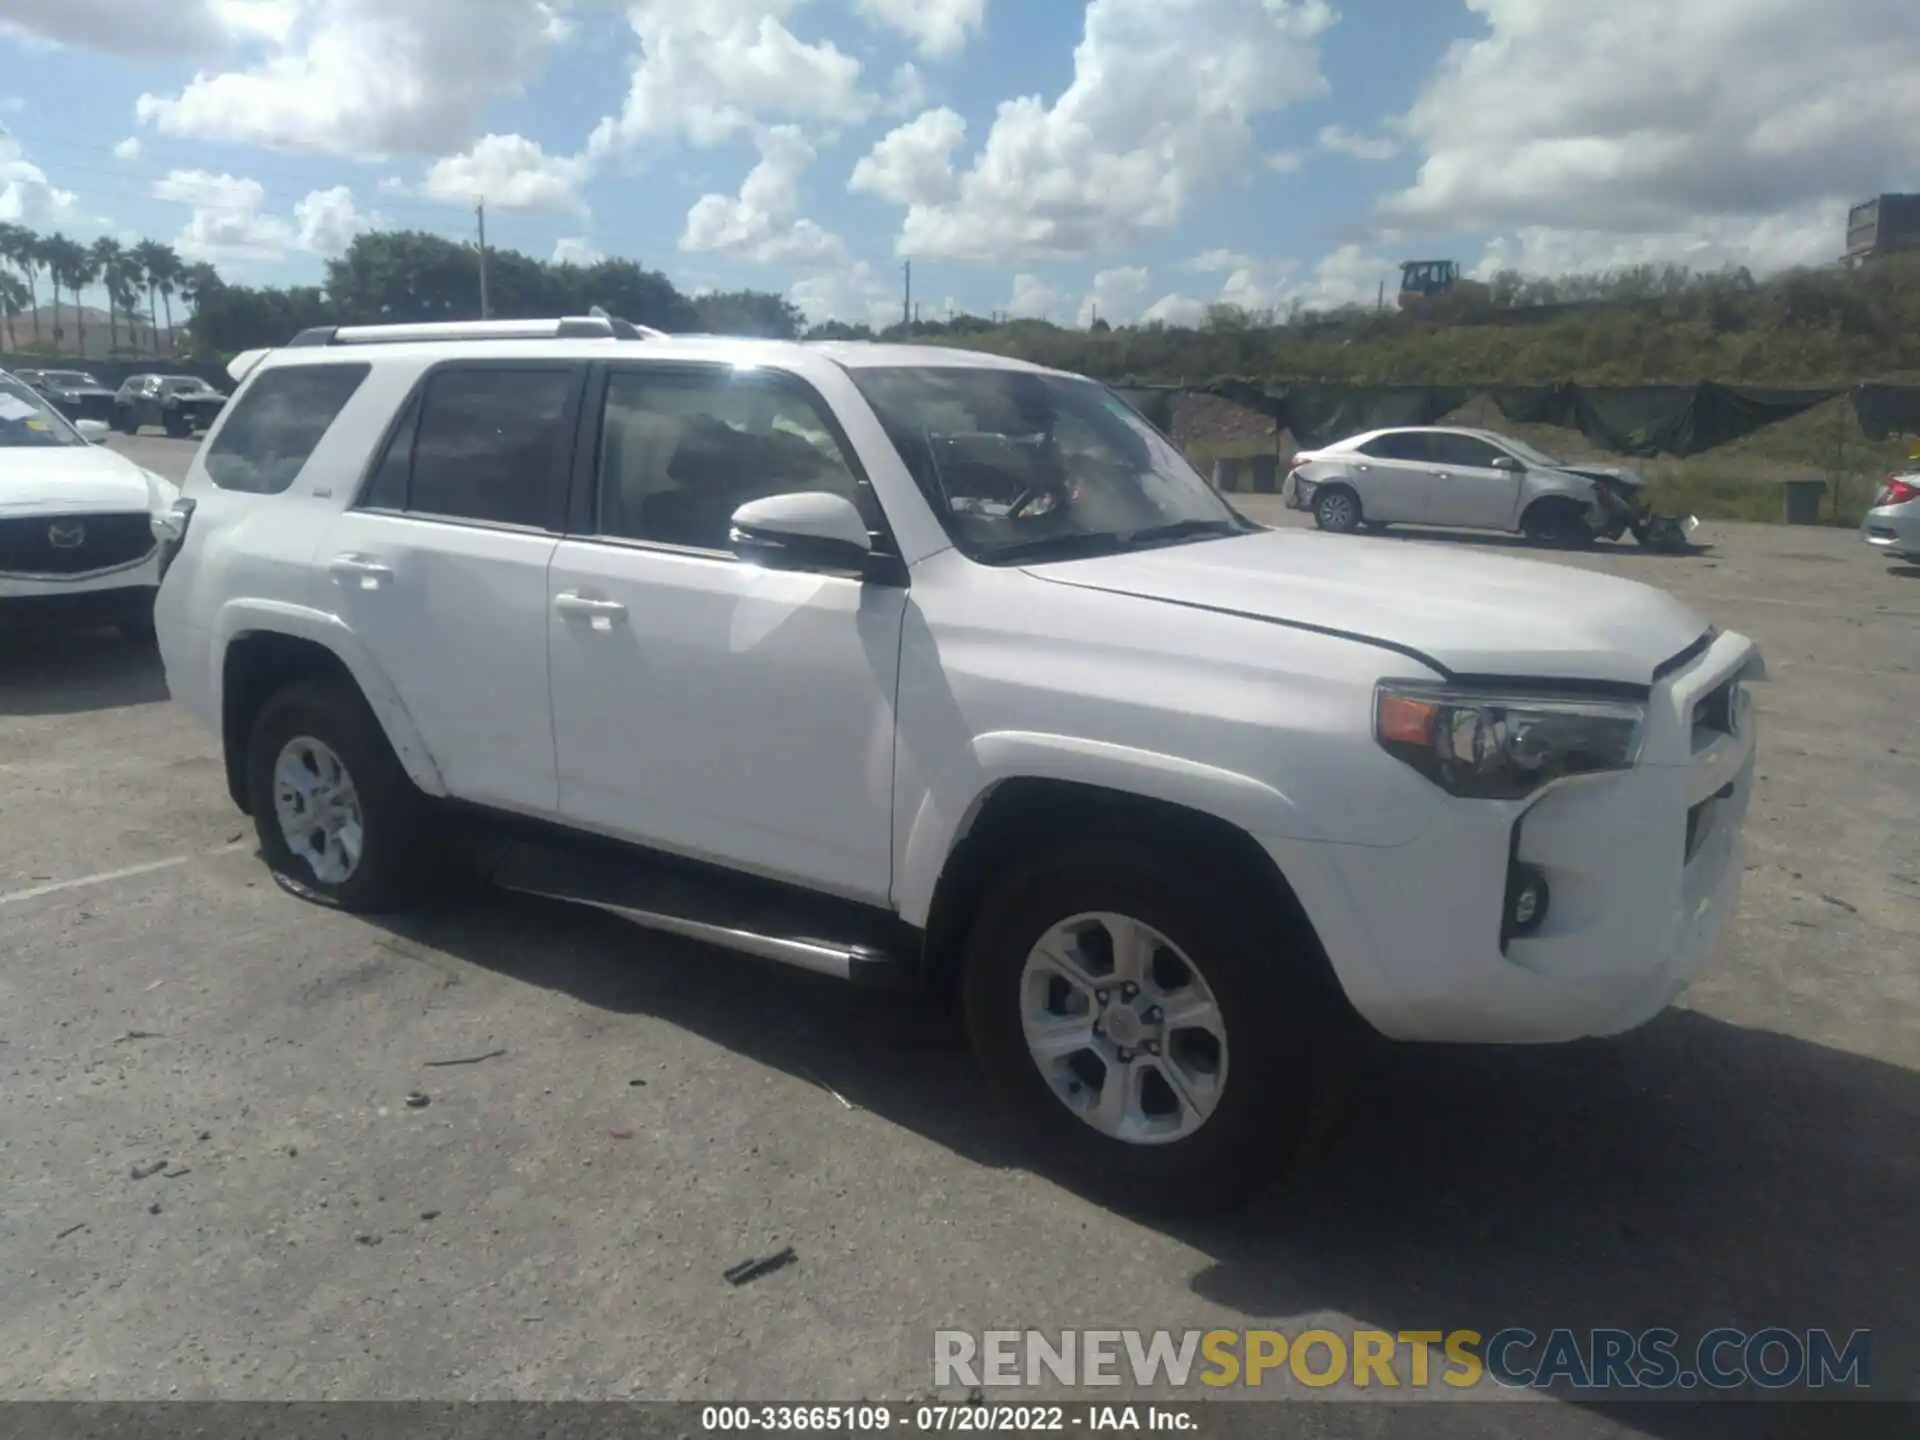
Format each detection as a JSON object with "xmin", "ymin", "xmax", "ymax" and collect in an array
[
  {"xmin": 1285, "ymin": 426, "xmax": 1698, "ymax": 551},
  {"xmin": 114, "ymin": 373, "xmax": 229, "ymax": 437},
  {"xmin": 1861, "ymin": 466, "xmax": 1920, "ymax": 562},
  {"xmin": 153, "ymin": 317, "xmax": 1761, "ymax": 1214},
  {"xmin": 15, "ymin": 367, "xmax": 118, "ymax": 425},
  {"xmin": 0, "ymin": 369, "xmax": 182, "ymax": 642}
]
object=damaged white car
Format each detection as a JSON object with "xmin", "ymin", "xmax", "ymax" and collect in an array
[{"xmin": 1285, "ymin": 427, "xmax": 1697, "ymax": 552}]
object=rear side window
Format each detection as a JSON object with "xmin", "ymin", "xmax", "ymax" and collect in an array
[
  {"xmin": 203, "ymin": 364, "xmax": 370, "ymax": 494},
  {"xmin": 1427, "ymin": 433, "xmax": 1506, "ymax": 468},
  {"xmin": 1356, "ymin": 432, "xmax": 1432, "ymax": 462},
  {"xmin": 368, "ymin": 366, "xmax": 572, "ymax": 529}
]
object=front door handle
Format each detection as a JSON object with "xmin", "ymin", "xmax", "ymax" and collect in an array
[
  {"xmin": 328, "ymin": 554, "xmax": 393, "ymax": 589},
  {"xmin": 554, "ymin": 592, "xmax": 628, "ymax": 626}
]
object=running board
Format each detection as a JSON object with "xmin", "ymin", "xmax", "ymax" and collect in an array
[{"xmin": 470, "ymin": 821, "xmax": 916, "ymax": 988}]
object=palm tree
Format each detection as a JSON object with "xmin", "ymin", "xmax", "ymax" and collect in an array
[
  {"xmin": 0, "ymin": 270, "xmax": 27, "ymax": 353},
  {"xmin": 64, "ymin": 243, "xmax": 99, "ymax": 357},
  {"xmin": 91, "ymin": 237, "xmax": 128, "ymax": 354},
  {"xmin": 135, "ymin": 239, "xmax": 181, "ymax": 354},
  {"xmin": 40, "ymin": 234, "xmax": 68, "ymax": 348},
  {"xmin": 0, "ymin": 223, "xmax": 41, "ymax": 344}
]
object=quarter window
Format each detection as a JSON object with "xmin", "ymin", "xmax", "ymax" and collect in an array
[
  {"xmin": 202, "ymin": 363, "xmax": 370, "ymax": 495},
  {"xmin": 1356, "ymin": 432, "xmax": 1432, "ymax": 462}
]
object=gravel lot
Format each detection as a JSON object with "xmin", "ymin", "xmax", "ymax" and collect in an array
[{"xmin": 2, "ymin": 436, "xmax": 1915, "ymax": 1433}]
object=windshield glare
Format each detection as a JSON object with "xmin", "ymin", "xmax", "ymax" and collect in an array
[
  {"xmin": 1500, "ymin": 436, "xmax": 1564, "ymax": 468},
  {"xmin": 0, "ymin": 378, "xmax": 87, "ymax": 448},
  {"xmin": 44, "ymin": 371, "xmax": 97, "ymax": 387},
  {"xmin": 847, "ymin": 366, "xmax": 1238, "ymax": 561}
]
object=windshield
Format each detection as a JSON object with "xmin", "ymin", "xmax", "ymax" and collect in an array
[
  {"xmin": 0, "ymin": 376, "xmax": 87, "ymax": 448},
  {"xmin": 1500, "ymin": 436, "xmax": 1565, "ymax": 468},
  {"xmin": 43, "ymin": 371, "xmax": 98, "ymax": 387},
  {"xmin": 161, "ymin": 377, "xmax": 211, "ymax": 394},
  {"xmin": 846, "ymin": 366, "xmax": 1245, "ymax": 563}
]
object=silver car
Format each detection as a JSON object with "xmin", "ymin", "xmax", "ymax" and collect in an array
[
  {"xmin": 1861, "ymin": 471, "xmax": 1920, "ymax": 562},
  {"xmin": 1284, "ymin": 426, "xmax": 1694, "ymax": 550}
]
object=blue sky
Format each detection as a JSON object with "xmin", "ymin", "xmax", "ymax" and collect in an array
[{"xmin": 1, "ymin": 0, "xmax": 1913, "ymax": 327}]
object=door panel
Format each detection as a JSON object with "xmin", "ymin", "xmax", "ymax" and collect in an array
[
  {"xmin": 1426, "ymin": 436, "xmax": 1525, "ymax": 529},
  {"xmin": 316, "ymin": 512, "xmax": 560, "ymax": 811},
  {"xmin": 547, "ymin": 541, "xmax": 905, "ymax": 902},
  {"xmin": 1349, "ymin": 459, "xmax": 1434, "ymax": 522}
]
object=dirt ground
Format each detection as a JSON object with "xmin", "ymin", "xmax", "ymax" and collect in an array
[{"xmin": 1, "ymin": 438, "xmax": 1914, "ymax": 1435}]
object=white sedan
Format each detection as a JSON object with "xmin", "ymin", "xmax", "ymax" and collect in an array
[
  {"xmin": 1285, "ymin": 425, "xmax": 1692, "ymax": 550},
  {"xmin": 0, "ymin": 369, "xmax": 181, "ymax": 643}
]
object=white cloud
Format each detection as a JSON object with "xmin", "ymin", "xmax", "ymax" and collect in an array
[
  {"xmin": 552, "ymin": 236, "xmax": 605, "ymax": 266},
  {"xmin": 884, "ymin": 62, "xmax": 929, "ymax": 118},
  {"xmin": 790, "ymin": 259, "xmax": 901, "ymax": 329},
  {"xmin": 133, "ymin": 0, "xmax": 569, "ymax": 159},
  {"xmin": 1289, "ymin": 244, "xmax": 1392, "ymax": 310},
  {"xmin": 0, "ymin": 132, "xmax": 78, "ymax": 224},
  {"xmin": 1382, "ymin": 0, "xmax": 1920, "ymax": 274},
  {"xmin": 589, "ymin": 0, "xmax": 870, "ymax": 154},
  {"xmin": 1265, "ymin": 150, "xmax": 1305, "ymax": 174},
  {"xmin": 849, "ymin": 107, "xmax": 966, "ymax": 207},
  {"xmin": 0, "ymin": 0, "xmax": 293, "ymax": 58},
  {"xmin": 421, "ymin": 133, "xmax": 591, "ymax": 214},
  {"xmin": 853, "ymin": 0, "xmax": 986, "ymax": 60},
  {"xmin": 1472, "ymin": 206, "xmax": 1845, "ymax": 282},
  {"xmin": 154, "ymin": 168, "xmax": 373, "ymax": 263},
  {"xmin": 1180, "ymin": 248, "xmax": 1257, "ymax": 273},
  {"xmin": 1317, "ymin": 124, "xmax": 1397, "ymax": 161},
  {"xmin": 1076, "ymin": 265, "xmax": 1149, "ymax": 326},
  {"xmin": 293, "ymin": 184, "xmax": 372, "ymax": 254},
  {"xmin": 1006, "ymin": 272, "xmax": 1057, "ymax": 320},
  {"xmin": 679, "ymin": 125, "xmax": 847, "ymax": 268},
  {"xmin": 1142, "ymin": 293, "xmax": 1206, "ymax": 327},
  {"xmin": 863, "ymin": 0, "xmax": 1335, "ymax": 262},
  {"xmin": 112, "ymin": 136, "xmax": 142, "ymax": 160}
]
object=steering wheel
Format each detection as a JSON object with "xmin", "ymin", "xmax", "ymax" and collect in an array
[{"xmin": 1005, "ymin": 487, "xmax": 1048, "ymax": 520}]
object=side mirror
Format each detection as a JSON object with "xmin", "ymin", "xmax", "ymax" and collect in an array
[
  {"xmin": 729, "ymin": 491, "xmax": 873, "ymax": 573},
  {"xmin": 75, "ymin": 419, "xmax": 110, "ymax": 444},
  {"xmin": 1490, "ymin": 455, "xmax": 1524, "ymax": 472}
]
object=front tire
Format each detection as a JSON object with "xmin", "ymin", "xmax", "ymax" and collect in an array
[
  {"xmin": 1522, "ymin": 499, "xmax": 1594, "ymax": 549},
  {"xmin": 1312, "ymin": 485, "xmax": 1363, "ymax": 534},
  {"xmin": 246, "ymin": 677, "xmax": 433, "ymax": 913},
  {"xmin": 962, "ymin": 844, "xmax": 1329, "ymax": 1216},
  {"xmin": 162, "ymin": 411, "xmax": 190, "ymax": 439}
]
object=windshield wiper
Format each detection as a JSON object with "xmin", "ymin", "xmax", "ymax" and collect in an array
[{"xmin": 1115, "ymin": 517, "xmax": 1246, "ymax": 548}]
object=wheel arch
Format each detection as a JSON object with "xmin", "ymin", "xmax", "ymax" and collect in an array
[
  {"xmin": 217, "ymin": 608, "xmax": 446, "ymax": 813},
  {"xmin": 908, "ymin": 757, "xmax": 1354, "ymax": 1026}
]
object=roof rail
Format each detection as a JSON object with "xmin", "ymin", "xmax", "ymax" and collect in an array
[{"xmin": 284, "ymin": 313, "xmax": 667, "ymax": 348}]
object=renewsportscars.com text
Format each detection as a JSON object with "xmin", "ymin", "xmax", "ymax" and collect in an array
[{"xmin": 933, "ymin": 1327, "xmax": 1873, "ymax": 1392}]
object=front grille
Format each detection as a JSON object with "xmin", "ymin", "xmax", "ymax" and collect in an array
[{"xmin": 0, "ymin": 511, "xmax": 156, "ymax": 576}]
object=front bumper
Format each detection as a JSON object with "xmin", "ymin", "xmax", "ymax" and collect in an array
[
  {"xmin": 0, "ymin": 552, "xmax": 164, "ymax": 632},
  {"xmin": 50, "ymin": 393, "xmax": 116, "ymax": 424},
  {"xmin": 1861, "ymin": 500, "xmax": 1920, "ymax": 559},
  {"xmin": 1266, "ymin": 630, "xmax": 1759, "ymax": 1044}
]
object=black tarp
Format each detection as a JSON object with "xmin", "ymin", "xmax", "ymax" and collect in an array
[{"xmin": 1853, "ymin": 383, "xmax": 1920, "ymax": 441}]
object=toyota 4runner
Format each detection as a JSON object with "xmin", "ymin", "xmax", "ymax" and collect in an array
[{"xmin": 153, "ymin": 315, "xmax": 1762, "ymax": 1213}]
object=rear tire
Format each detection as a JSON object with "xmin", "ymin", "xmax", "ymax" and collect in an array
[
  {"xmin": 162, "ymin": 411, "xmax": 190, "ymax": 439},
  {"xmin": 962, "ymin": 842, "xmax": 1331, "ymax": 1217},
  {"xmin": 245, "ymin": 677, "xmax": 434, "ymax": 913},
  {"xmin": 1312, "ymin": 485, "xmax": 1363, "ymax": 534}
]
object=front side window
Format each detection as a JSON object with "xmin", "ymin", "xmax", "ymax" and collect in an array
[
  {"xmin": 0, "ymin": 375, "xmax": 87, "ymax": 448},
  {"xmin": 1428, "ymin": 433, "xmax": 1507, "ymax": 469},
  {"xmin": 203, "ymin": 363, "xmax": 370, "ymax": 494},
  {"xmin": 846, "ymin": 366, "xmax": 1245, "ymax": 564},
  {"xmin": 395, "ymin": 366, "xmax": 572, "ymax": 528},
  {"xmin": 594, "ymin": 367, "xmax": 869, "ymax": 550}
]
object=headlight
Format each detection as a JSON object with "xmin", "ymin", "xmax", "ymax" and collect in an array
[{"xmin": 1374, "ymin": 683, "xmax": 1645, "ymax": 799}]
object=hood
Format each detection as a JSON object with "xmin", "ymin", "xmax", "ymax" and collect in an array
[
  {"xmin": 47, "ymin": 382, "xmax": 116, "ymax": 398},
  {"xmin": 1024, "ymin": 529, "xmax": 1709, "ymax": 687},
  {"xmin": 1556, "ymin": 463, "xmax": 1645, "ymax": 488},
  {"xmin": 0, "ymin": 444, "xmax": 175, "ymax": 514}
]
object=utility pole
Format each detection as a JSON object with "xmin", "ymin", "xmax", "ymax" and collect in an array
[
  {"xmin": 1376, "ymin": 279, "xmax": 1384, "ymax": 314},
  {"xmin": 902, "ymin": 259, "xmax": 912, "ymax": 331},
  {"xmin": 476, "ymin": 200, "xmax": 491, "ymax": 319}
]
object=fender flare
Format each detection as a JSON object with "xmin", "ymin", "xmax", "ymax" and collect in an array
[
  {"xmin": 893, "ymin": 729, "xmax": 1314, "ymax": 929},
  {"xmin": 212, "ymin": 598, "xmax": 448, "ymax": 797}
]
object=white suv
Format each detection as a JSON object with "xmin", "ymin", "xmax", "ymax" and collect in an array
[{"xmin": 154, "ymin": 316, "xmax": 1761, "ymax": 1213}]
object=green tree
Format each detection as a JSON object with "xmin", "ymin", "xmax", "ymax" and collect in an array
[
  {"xmin": 136, "ymin": 240, "xmax": 184, "ymax": 354},
  {"xmin": 691, "ymin": 288, "xmax": 804, "ymax": 338},
  {"xmin": 90, "ymin": 236, "xmax": 129, "ymax": 353},
  {"xmin": 0, "ymin": 268, "xmax": 27, "ymax": 351},
  {"xmin": 0, "ymin": 222, "xmax": 39, "ymax": 345}
]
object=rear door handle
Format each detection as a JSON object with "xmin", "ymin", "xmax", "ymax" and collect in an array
[
  {"xmin": 328, "ymin": 555, "xmax": 393, "ymax": 589},
  {"xmin": 554, "ymin": 592, "xmax": 628, "ymax": 626}
]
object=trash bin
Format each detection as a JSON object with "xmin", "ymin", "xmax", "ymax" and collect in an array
[
  {"xmin": 1212, "ymin": 457, "xmax": 1243, "ymax": 493},
  {"xmin": 1781, "ymin": 479, "xmax": 1826, "ymax": 525},
  {"xmin": 1249, "ymin": 454, "xmax": 1279, "ymax": 493}
]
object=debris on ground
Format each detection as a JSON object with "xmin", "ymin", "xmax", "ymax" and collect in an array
[
  {"xmin": 422, "ymin": 1049, "xmax": 507, "ymax": 1068},
  {"xmin": 147, "ymin": 1203, "xmax": 161, "ymax": 1215},
  {"xmin": 629, "ymin": 1079, "xmax": 647, "ymax": 1087},
  {"xmin": 163, "ymin": 1168, "xmax": 191, "ymax": 1179},
  {"xmin": 198, "ymin": 1131, "xmax": 211, "ymax": 1141},
  {"xmin": 116, "ymin": 1031, "xmax": 164, "ymax": 1043},
  {"xmin": 607, "ymin": 1128, "xmax": 634, "ymax": 1140},
  {"xmin": 1820, "ymin": 893, "xmax": 1859, "ymax": 913},
  {"xmin": 724, "ymin": 1246, "xmax": 797, "ymax": 1286},
  {"xmin": 354, "ymin": 1232, "xmax": 382, "ymax": 1246},
  {"xmin": 130, "ymin": 1160, "xmax": 169, "ymax": 1180},
  {"xmin": 419, "ymin": 1210, "xmax": 441, "ymax": 1221},
  {"xmin": 55, "ymin": 1223, "xmax": 87, "ymax": 1240},
  {"xmin": 404, "ymin": 1091, "xmax": 431, "ymax": 1109}
]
